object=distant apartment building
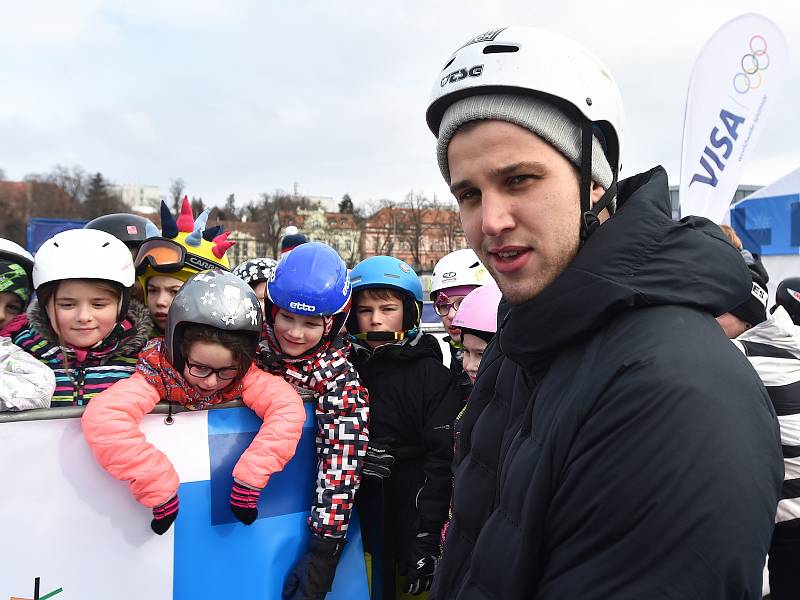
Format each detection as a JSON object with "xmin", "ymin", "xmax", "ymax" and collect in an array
[{"xmin": 113, "ymin": 184, "xmax": 162, "ymax": 213}]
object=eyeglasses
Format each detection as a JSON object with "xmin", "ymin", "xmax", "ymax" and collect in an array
[
  {"xmin": 134, "ymin": 238, "xmax": 224, "ymax": 276},
  {"xmin": 434, "ymin": 296, "xmax": 465, "ymax": 317},
  {"xmin": 185, "ymin": 360, "xmax": 239, "ymax": 380}
]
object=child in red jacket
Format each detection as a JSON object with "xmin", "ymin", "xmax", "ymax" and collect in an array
[{"xmin": 82, "ymin": 269, "xmax": 305, "ymax": 534}]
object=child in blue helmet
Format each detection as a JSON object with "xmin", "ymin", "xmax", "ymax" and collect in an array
[
  {"xmin": 347, "ymin": 255, "xmax": 461, "ymax": 599},
  {"xmin": 256, "ymin": 242, "xmax": 369, "ymax": 600}
]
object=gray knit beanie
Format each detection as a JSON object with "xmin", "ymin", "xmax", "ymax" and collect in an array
[{"xmin": 437, "ymin": 94, "xmax": 613, "ymax": 193}]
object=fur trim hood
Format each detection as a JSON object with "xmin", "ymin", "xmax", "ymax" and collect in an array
[{"xmin": 27, "ymin": 298, "xmax": 153, "ymax": 357}]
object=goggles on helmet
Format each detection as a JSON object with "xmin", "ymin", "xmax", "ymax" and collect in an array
[{"xmin": 135, "ymin": 238, "xmax": 225, "ymax": 276}]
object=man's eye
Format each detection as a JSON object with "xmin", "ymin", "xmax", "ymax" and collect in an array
[{"xmin": 458, "ymin": 189, "xmax": 479, "ymax": 203}]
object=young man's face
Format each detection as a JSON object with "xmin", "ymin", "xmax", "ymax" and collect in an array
[
  {"xmin": 355, "ymin": 290, "xmax": 404, "ymax": 349},
  {"xmin": 146, "ymin": 275, "xmax": 183, "ymax": 331},
  {"xmin": 448, "ymin": 120, "xmax": 604, "ymax": 305}
]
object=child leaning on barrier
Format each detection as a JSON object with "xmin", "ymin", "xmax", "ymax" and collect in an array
[
  {"xmin": 0, "ymin": 239, "xmax": 55, "ymax": 410},
  {"xmin": 81, "ymin": 270, "xmax": 305, "ymax": 534},
  {"xmin": 1, "ymin": 230, "xmax": 152, "ymax": 407},
  {"xmin": 256, "ymin": 242, "xmax": 369, "ymax": 600}
]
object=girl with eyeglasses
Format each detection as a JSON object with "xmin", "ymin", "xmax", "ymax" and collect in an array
[{"xmin": 82, "ymin": 269, "xmax": 305, "ymax": 535}]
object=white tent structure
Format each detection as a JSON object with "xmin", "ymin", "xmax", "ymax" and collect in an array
[{"xmin": 731, "ymin": 167, "xmax": 800, "ymax": 303}]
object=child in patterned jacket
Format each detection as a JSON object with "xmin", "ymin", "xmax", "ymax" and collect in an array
[
  {"xmin": 82, "ymin": 270, "xmax": 305, "ymax": 534},
  {"xmin": 256, "ymin": 242, "xmax": 369, "ymax": 600}
]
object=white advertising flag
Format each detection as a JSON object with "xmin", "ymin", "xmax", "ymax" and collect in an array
[{"xmin": 679, "ymin": 13, "xmax": 788, "ymax": 223}]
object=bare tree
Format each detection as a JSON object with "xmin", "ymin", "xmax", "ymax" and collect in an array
[
  {"xmin": 48, "ymin": 164, "xmax": 88, "ymax": 202},
  {"xmin": 365, "ymin": 199, "xmax": 403, "ymax": 257},
  {"xmin": 397, "ymin": 191, "xmax": 432, "ymax": 270},
  {"xmin": 242, "ymin": 190, "xmax": 316, "ymax": 258},
  {"xmin": 169, "ymin": 178, "xmax": 186, "ymax": 213}
]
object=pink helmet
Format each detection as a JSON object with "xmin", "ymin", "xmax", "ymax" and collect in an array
[{"xmin": 452, "ymin": 280, "xmax": 502, "ymax": 337}]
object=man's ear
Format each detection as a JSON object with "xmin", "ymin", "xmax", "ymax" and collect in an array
[
  {"xmin": 589, "ymin": 180, "xmax": 606, "ymax": 208},
  {"xmin": 590, "ymin": 180, "xmax": 611, "ymax": 223}
]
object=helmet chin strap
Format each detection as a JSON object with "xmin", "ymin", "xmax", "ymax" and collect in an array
[
  {"xmin": 579, "ymin": 121, "xmax": 618, "ymax": 242},
  {"xmin": 351, "ymin": 330, "xmax": 410, "ymax": 342}
]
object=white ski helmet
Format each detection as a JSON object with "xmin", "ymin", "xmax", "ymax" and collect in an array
[
  {"xmin": 0, "ymin": 238, "xmax": 34, "ymax": 278},
  {"xmin": 430, "ymin": 248, "xmax": 490, "ymax": 300},
  {"xmin": 33, "ymin": 229, "xmax": 135, "ymax": 290},
  {"xmin": 427, "ymin": 26, "xmax": 624, "ymax": 239},
  {"xmin": 427, "ymin": 26, "xmax": 623, "ymax": 169}
]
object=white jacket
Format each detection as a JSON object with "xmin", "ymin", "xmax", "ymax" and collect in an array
[
  {"xmin": 734, "ymin": 306, "xmax": 800, "ymax": 525},
  {"xmin": 0, "ymin": 336, "xmax": 55, "ymax": 411}
]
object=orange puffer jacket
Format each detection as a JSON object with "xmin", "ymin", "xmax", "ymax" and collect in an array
[{"xmin": 81, "ymin": 365, "xmax": 305, "ymax": 508}]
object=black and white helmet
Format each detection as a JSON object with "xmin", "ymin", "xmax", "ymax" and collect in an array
[
  {"xmin": 775, "ymin": 277, "xmax": 800, "ymax": 326},
  {"xmin": 232, "ymin": 257, "xmax": 278, "ymax": 287},
  {"xmin": 166, "ymin": 269, "xmax": 263, "ymax": 371}
]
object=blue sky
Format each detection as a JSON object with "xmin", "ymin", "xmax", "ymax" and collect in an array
[{"xmin": 1, "ymin": 0, "xmax": 798, "ymax": 210}]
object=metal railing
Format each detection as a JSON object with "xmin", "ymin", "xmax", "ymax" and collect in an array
[{"xmin": 0, "ymin": 399, "xmax": 246, "ymax": 423}]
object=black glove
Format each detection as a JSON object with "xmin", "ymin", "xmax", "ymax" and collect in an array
[
  {"xmin": 362, "ymin": 440, "xmax": 395, "ymax": 480},
  {"xmin": 404, "ymin": 530, "xmax": 439, "ymax": 595},
  {"xmin": 150, "ymin": 495, "xmax": 179, "ymax": 535},
  {"xmin": 282, "ymin": 534, "xmax": 345, "ymax": 600}
]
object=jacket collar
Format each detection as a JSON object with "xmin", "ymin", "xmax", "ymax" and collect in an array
[{"xmin": 498, "ymin": 166, "xmax": 752, "ymax": 372}]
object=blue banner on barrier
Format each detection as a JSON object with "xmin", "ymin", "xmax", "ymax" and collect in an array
[{"xmin": 174, "ymin": 404, "xmax": 370, "ymax": 599}]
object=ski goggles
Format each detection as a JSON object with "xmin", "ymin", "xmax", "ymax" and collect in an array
[{"xmin": 134, "ymin": 238, "xmax": 224, "ymax": 276}]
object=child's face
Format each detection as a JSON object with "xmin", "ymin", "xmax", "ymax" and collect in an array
[
  {"xmin": 48, "ymin": 280, "xmax": 119, "ymax": 348},
  {"xmin": 182, "ymin": 340, "xmax": 239, "ymax": 396},
  {"xmin": 0, "ymin": 291, "xmax": 24, "ymax": 329},
  {"xmin": 252, "ymin": 281, "xmax": 267, "ymax": 318},
  {"xmin": 461, "ymin": 332, "xmax": 488, "ymax": 383},
  {"xmin": 355, "ymin": 290, "xmax": 404, "ymax": 349},
  {"xmin": 436, "ymin": 292, "xmax": 468, "ymax": 344},
  {"xmin": 273, "ymin": 308, "xmax": 325, "ymax": 356},
  {"xmin": 146, "ymin": 275, "xmax": 183, "ymax": 331}
]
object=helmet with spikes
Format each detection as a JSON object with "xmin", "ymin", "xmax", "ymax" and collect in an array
[{"xmin": 138, "ymin": 197, "xmax": 235, "ymax": 293}]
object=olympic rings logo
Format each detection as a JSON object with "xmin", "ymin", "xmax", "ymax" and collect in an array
[{"xmin": 733, "ymin": 35, "xmax": 769, "ymax": 94}]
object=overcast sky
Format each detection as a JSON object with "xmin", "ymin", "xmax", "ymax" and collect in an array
[{"xmin": 1, "ymin": 0, "xmax": 798, "ymax": 211}]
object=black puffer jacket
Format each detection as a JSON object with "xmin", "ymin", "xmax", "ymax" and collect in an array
[
  {"xmin": 352, "ymin": 332, "xmax": 462, "ymax": 562},
  {"xmin": 431, "ymin": 167, "xmax": 783, "ymax": 600}
]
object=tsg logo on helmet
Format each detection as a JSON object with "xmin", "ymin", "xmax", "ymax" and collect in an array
[{"xmin": 441, "ymin": 65, "xmax": 484, "ymax": 88}]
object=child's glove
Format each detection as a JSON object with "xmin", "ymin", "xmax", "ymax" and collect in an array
[
  {"xmin": 230, "ymin": 481, "xmax": 261, "ymax": 525},
  {"xmin": 282, "ymin": 533, "xmax": 344, "ymax": 600},
  {"xmin": 151, "ymin": 495, "xmax": 179, "ymax": 535},
  {"xmin": 362, "ymin": 440, "xmax": 395, "ymax": 480},
  {"xmin": 404, "ymin": 529, "xmax": 440, "ymax": 595}
]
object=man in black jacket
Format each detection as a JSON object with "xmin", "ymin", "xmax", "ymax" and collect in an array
[{"xmin": 424, "ymin": 26, "xmax": 783, "ymax": 599}]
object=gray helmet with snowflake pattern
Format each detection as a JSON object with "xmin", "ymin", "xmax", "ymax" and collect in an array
[{"xmin": 166, "ymin": 269, "xmax": 263, "ymax": 372}]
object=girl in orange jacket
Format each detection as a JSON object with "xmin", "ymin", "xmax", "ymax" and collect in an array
[{"xmin": 82, "ymin": 270, "xmax": 305, "ymax": 534}]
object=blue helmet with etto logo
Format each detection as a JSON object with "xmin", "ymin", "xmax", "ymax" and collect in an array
[{"xmin": 266, "ymin": 241, "xmax": 351, "ymax": 326}]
